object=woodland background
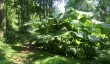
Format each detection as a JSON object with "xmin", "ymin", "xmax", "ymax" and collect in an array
[{"xmin": 0, "ymin": 0, "xmax": 110, "ymax": 64}]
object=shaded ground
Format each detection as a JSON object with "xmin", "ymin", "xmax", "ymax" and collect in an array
[
  {"xmin": 6, "ymin": 44, "xmax": 70, "ymax": 64},
  {"xmin": 0, "ymin": 41, "xmax": 109, "ymax": 64},
  {"xmin": 8, "ymin": 44, "xmax": 51, "ymax": 64},
  {"xmin": 4, "ymin": 44, "xmax": 100, "ymax": 64}
]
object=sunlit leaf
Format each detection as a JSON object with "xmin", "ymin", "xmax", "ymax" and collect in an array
[{"xmin": 88, "ymin": 35, "xmax": 101, "ymax": 42}]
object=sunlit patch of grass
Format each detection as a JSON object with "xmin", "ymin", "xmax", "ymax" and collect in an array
[
  {"xmin": 40, "ymin": 55, "xmax": 71, "ymax": 64},
  {"xmin": 0, "ymin": 43, "xmax": 16, "ymax": 57},
  {"xmin": 0, "ymin": 40, "xmax": 101, "ymax": 64},
  {"xmin": 0, "ymin": 40, "xmax": 16, "ymax": 54},
  {"xmin": 0, "ymin": 40, "xmax": 14, "ymax": 64},
  {"xmin": 33, "ymin": 55, "xmax": 82, "ymax": 64}
]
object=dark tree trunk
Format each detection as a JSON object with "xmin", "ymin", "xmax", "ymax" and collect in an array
[{"xmin": 0, "ymin": 0, "xmax": 6, "ymax": 38}]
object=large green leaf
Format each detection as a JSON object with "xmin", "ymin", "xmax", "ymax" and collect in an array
[
  {"xmin": 102, "ymin": 23, "xmax": 110, "ymax": 28},
  {"xmin": 88, "ymin": 35, "xmax": 101, "ymax": 42},
  {"xmin": 74, "ymin": 32, "xmax": 85, "ymax": 38}
]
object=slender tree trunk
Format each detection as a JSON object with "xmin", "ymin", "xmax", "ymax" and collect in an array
[{"xmin": 0, "ymin": 0, "xmax": 6, "ymax": 38}]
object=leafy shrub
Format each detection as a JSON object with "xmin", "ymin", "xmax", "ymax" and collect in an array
[
  {"xmin": 97, "ymin": 50, "xmax": 110, "ymax": 64},
  {"xmin": 26, "ymin": 8, "xmax": 110, "ymax": 59}
]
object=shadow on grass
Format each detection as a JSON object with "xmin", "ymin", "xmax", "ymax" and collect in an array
[
  {"xmin": 11, "ymin": 45, "xmax": 29, "ymax": 52},
  {"xmin": 24, "ymin": 53, "xmax": 52, "ymax": 64},
  {"xmin": 11, "ymin": 45, "xmax": 79, "ymax": 64},
  {"xmin": 10, "ymin": 45, "xmax": 53, "ymax": 64},
  {"xmin": 0, "ymin": 50, "xmax": 14, "ymax": 64},
  {"xmin": 10, "ymin": 45, "xmax": 100, "ymax": 64},
  {"xmin": 25, "ymin": 53, "xmax": 84, "ymax": 64}
]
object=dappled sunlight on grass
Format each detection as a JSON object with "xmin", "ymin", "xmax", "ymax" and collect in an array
[
  {"xmin": 25, "ymin": 52, "xmax": 52, "ymax": 64},
  {"xmin": 9, "ymin": 44, "xmax": 83, "ymax": 64},
  {"xmin": 25, "ymin": 53, "xmax": 82, "ymax": 64},
  {"xmin": 0, "ymin": 43, "xmax": 102, "ymax": 64},
  {"xmin": 40, "ymin": 55, "xmax": 81, "ymax": 64}
]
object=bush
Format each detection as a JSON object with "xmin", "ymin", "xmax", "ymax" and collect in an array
[
  {"xmin": 25, "ymin": 8, "xmax": 110, "ymax": 59},
  {"xmin": 98, "ymin": 50, "xmax": 110, "ymax": 64}
]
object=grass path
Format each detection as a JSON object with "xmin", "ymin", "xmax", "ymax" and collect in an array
[
  {"xmin": 0, "ymin": 41, "xmax": 107, "ymax": 64},
  {"xmin": 7, "ymin": 44, "xmax": 47, "ymax": 64},
  {"xmin": 6, "ymin": 44, "xmax": 73, "ymax": 64},
  {"xmin": 4, "ymin": 44, "xmax": 100, "ymax": 64}
]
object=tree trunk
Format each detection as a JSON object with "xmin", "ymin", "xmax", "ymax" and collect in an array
[{"xmin": 0, "ymin": 0, "xmax": 6, "ymax": 38}]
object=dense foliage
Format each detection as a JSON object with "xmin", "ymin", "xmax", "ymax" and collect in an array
[{"xmin": 25, "ymin": 8, "xmax": 110, "ymax": 59}]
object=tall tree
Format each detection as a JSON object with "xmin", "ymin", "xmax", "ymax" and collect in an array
[
  {"xmin": 0, "ymin": 0, "xmax": 5, "ymax": 38},
  {"xmin": 96, "ymin": 0, "xmax": 110, "ymax": 22},
  {"xmin": 66, "ymin": 0, "xmax": 110, "ymax": 22}
]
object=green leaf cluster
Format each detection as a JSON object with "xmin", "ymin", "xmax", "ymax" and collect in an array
[{"xmin": 26, "ymin": 8, "xmax": 110, "ymax": 59}]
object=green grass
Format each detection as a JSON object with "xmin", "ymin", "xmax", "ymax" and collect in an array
[
  {"xmin": 0, "ymin": 39, "xmax": 14, "ymax": 64},
  {"xmin": 0, "ymin": 40, "xmax": 105, "ymax": 64}
]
